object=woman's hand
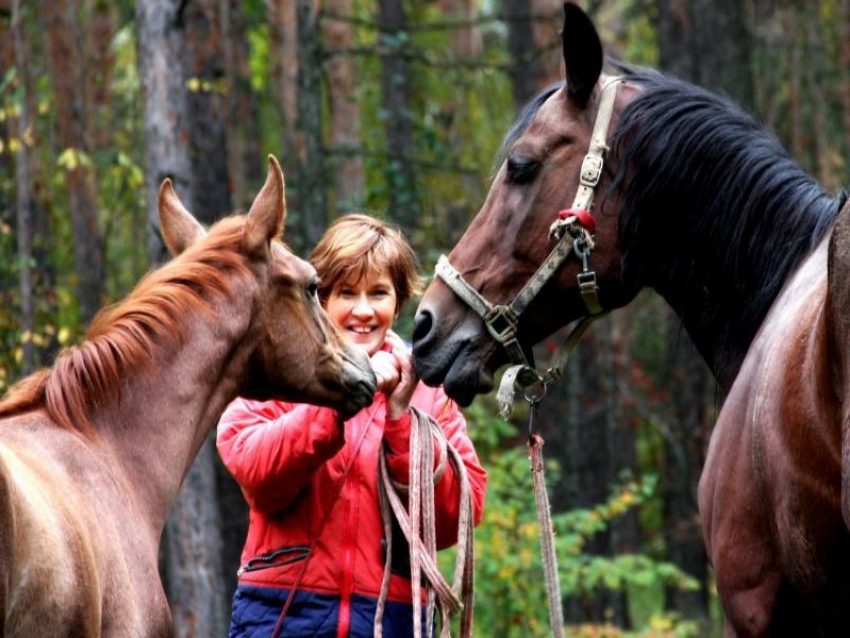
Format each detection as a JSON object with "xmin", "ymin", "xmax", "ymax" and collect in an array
[
  {"xmin": 369, "ymin": 331, "xmax": 418, "ymax": 420},
  {"xmin": 384, "ymin": 331, "xmax": 418, "ymax": 420}
]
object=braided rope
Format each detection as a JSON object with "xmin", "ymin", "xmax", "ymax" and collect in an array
[{"xmin": 375, "ymin": 406, "xmax": 475, "ymax": 638}]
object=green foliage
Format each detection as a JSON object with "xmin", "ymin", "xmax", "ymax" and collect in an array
[{"xmin": 441, "ymin": 401, "xmax": 701, "ymax": 637}]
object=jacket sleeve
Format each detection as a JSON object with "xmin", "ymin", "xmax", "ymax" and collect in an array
[
  {"xmin": 216, "ymin": 397, "xmax": 346, "ymax": 514},
  {"xmin": 383, "ymin": 387, "xmax": 488, "ymax": 550}
]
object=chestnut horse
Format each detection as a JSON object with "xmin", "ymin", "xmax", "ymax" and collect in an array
[
  {"xmin": 413, "ymin": 4, "xmax": 850, "ymax": 636},
  {"xmin": 0, "ymin": 156, "xmax": 376, "ymax": 637}
]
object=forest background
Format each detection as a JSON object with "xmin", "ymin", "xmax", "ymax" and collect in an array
[{"xmin": 0, "ymin": 0, "xmax": 845, "ymax": 636}]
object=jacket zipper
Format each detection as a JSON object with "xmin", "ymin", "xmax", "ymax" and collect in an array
[{"xmin": 337, "ymin": 423, "xmax": 362, "ymax": 638}]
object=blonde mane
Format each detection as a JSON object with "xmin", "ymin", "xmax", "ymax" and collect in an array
[{"xmin": 0, "ymin": 216, "xmax": 254, "ymax": 435}]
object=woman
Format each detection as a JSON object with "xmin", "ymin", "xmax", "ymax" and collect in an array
[{"xmin": 217, "ymin": 214, "xmax": 487, "ymax": 637}]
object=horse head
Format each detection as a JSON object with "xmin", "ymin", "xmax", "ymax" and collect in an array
[
  {"xmin": 159, "ymin": 156, "xmax": 376, "ymax": 418},
  {"xmin": 413, "ymin": 4, "xmax": 640, "ymax": 404}
]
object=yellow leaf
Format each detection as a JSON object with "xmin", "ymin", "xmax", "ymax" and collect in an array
[
  {"xmin": 20, "ymin": 330, "xmax": 32, "ymax": 344},
  {"xmin": 9, "ymin": 138, "xmax": 20, "ymax": 154},
  {"xmin": 58, "ymin": 326, "xmax": 72, "ymax": 345}
]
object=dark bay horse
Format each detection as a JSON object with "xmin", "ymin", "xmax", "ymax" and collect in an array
[
  {"xmin": 0, "ymin": 156, "xmax": 376, "ymax": 637},
  {"xmin": 413, "ymin": 3, "xmax": 850, "ymax": 636}
]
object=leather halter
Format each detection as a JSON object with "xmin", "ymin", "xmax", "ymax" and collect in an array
[{"xmin": 434, "ymin": 78, "xmax": 623, "ymax": 371}]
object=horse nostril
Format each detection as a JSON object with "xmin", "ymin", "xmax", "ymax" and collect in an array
[{"xmin": 412, "ymin": 310, "xmax": 434, "ymax": 346}]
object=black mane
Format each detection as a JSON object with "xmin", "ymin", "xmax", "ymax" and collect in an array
[{"xmin": 610, "ymin": 68, "xmax": 842, "ymax": 383}]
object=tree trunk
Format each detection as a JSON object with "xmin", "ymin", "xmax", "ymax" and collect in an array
[
  {"xmin": 323, "ymin": 0, "xmax": 364, "ymax": 209},
  {"xmin": 297, "ymin": 0, "xmax": 328, "ymax": 250},
  {"xmin": 136, "ymin": 0, "xmax": 193, "ymax": 269},
  {"xmin": 378, "ymin": 0, "xmax": 418, "ymax": 231},
  {"xmin": 183, "ymin": 0, "xmax": 231, "ymax": 223},
  {"xmin": 841, "ymin": 0, "xmax": 850, "ymax": 162},
  {"xmin": 503, "ymin": 0, "xmax": 542, "ymax": 108},
  {"xmin": 10, "ymin": 0, "xmax": 35, "ymax": 373},
  {"xmin": 220, "ymin": 0, "xmax": 263, "ymax": 212},
  {"xmin": 45, "ymin": 0, "xmax": 104, "ymax": 327},
  {"xmin": 690, "ymin": 0, "xmax": 754, "ymax": 111},
  {"xmin": 438, "ymin": 0, "xmax": 481, "ymax": 57},
  {"xmin": 661, "ymin": 315, "xmax": 711, "ymax": 620},
  {"xmin": 655, "ymin": 0, "xmax": 697, "ymax": 81},
  {"xmin": 531, "ymin": 0, "xmax": 560, "ymax": 87}
]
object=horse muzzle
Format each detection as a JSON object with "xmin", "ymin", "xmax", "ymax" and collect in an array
[{"xmin": 339, "ymin": 347, "xmax": 377, "ymax": 418}]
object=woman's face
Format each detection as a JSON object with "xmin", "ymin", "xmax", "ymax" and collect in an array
[{"xmin": 326, "ymin": 270, "xmax": 398, "ymax": 356}]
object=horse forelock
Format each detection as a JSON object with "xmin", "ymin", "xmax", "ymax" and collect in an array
[
  {"xmin": 608, "ymin": 67, "xmax": 842, "ymax": 379},
  {"xmin": 0, "ymin": 216, "xmax": 255, "ymax": 435}
]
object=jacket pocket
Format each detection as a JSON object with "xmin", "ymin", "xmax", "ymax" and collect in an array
[{"xmin": 237, "ymin": 544, "xmax": 310, "ymax": 576}]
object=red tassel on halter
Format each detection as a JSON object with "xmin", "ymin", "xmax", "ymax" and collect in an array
[{"xmin": 557, "ymin": 208, "xmax": 596, "ymax": 234}]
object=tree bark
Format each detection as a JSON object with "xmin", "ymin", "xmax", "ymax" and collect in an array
[
  {"xmin": 297, "ymin": 0, "xmax": 328, "ymax": 250},
  {"xmin": 136, "ymin": 0, "xmax": 193, "ymax": 269},
  {"xmin": 10, "ymin": 0, "xmax": 35, "ymax": 373},
  {"xmin": 655, "ymin": 0, "xmax": 697, "ymax": 81},
  {"xmin": 690, "ymin": 0, "xmax": 754, "ymax": 111},
  {"xmin": 183, "ymin": 0, "xmax": 231, "ymax": 223},
  {"xmin": 503, "ymin": 0, "xmax": 542, "ymax": 108},
  {"xmin": 378, "ymin": 0, "xmax": 418, "ymax": 231},
  {"xmin": 220, "ymin": 0, "xmax": 263, "ymax": 212},
  {"xmin": 323, "ymin": 0, "xmax": 364, "ymax": 209},
  {"xmin": 45, "ymin": 0, "xmax": 104, "ymax": 327}
]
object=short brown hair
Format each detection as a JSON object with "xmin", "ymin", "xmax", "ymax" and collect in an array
[{"xmin": 309, "ymin": 214, "xmax": 423, "ymax": 312}]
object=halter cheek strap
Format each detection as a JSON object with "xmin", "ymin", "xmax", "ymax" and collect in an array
[{"xmin": 434, "ymin": 78, "xmax": 622, "ymax": 413}]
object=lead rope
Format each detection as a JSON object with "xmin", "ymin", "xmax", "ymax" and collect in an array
[
  {"xmin": 527, "ymin": 402, "xmax": 565, "ymax": 638},
  {"xmin": 375, "ymin": 406, "xmax": 475, "ymax": 638}
]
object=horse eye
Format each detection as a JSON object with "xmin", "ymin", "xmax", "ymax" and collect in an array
[
  {"xmin": 506, "ymin": 155, "xmax": 539, "ymax": 184},
  {"xmin": 307, "ymin": 280, "xmax": 318, "ymax": 299}
]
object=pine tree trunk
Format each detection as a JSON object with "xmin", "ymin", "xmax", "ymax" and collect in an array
[
  {"xmin": 503, "ymin": 0, "xmax": 542, "ymax": 108},
  {"xmin": 297, "ymin": 0, "xmax": 328, "ymax": 250},
  {"xmin": 10, "ymin": 0, "xmax": 35, "ymax": 373},
  {"xmin": 136, "ymin": 0, "xmax": 193, "ymax": 268},
  {"xmin": 45, "ymin": 0, "xmax": 104, "ymax": 327},
  {"xmin": 378, "ymin": 0, "xmax": 418, "ymax": 230},
  {"xmin": 323, "ymin": 0, "xmax": 364, "ymax": 209}
]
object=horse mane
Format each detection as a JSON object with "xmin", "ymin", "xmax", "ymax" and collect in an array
[
  {"xmin": 0, "ymin": 216, "xmax": 254, "ymax": 436},
  {"xmin": 608, "ymin": 66, "xmax": 843, "ymax": 377}
]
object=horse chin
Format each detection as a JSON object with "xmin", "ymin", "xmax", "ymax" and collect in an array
[
  {"xmin": 443, "ymin": 359, "xmax": 495, "ymax": 407},
  {"xmin": 414, "ymin": 334, "xmax": 497, "ymax": 406}
]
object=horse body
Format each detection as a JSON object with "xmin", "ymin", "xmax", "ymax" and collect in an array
[
  {"xmin": 0, "ymin": 157, "xmax": 376, "ymax": 636},
  {"xmin": 412, "ymin": 4, "xmax": 850, "ymax": 634},
  {"xmin": 700, "ymin": 235, "xmax": 850, "ymax": 635},
  {"xmin": 0, "ymin": 412, "xmax": 169, "ymax": 636}
]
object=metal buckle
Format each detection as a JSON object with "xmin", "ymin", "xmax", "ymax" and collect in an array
[
  {"xmin": 484, "ymin": 305, "xmax": 518, "ymax": 343},
  {"xmin": 580, "ymin": 153, "xmax": 604, "ymax": 188},
  {"xmin": 577, "ymin": 270, "xmax": 598, "ymax": 292}
]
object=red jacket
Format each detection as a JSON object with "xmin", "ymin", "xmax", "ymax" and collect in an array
[{"xmin": 217, "ymin": 382, "xmax": 487, "ymax": 637}]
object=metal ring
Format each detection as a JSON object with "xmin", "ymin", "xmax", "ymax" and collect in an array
[
  {"xmin": 523, "ymin": 381, "xmax": 548, "ymax": 405},
  {"xmin": 573, "ymin": 235, "xmax": 590, "ymax": 258}
]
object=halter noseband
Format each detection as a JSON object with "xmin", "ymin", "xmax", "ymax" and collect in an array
[{"xmin": 434, "ymin": 78, "xmax": 623, "ymax": 372}]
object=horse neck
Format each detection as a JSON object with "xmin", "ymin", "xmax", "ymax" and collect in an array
[
  {"xmin": 648, "ymin": 198, "xmax": 837, "ymax": 391},
  {"xmin": 95, "ymin": 287, "xmax": 253, "ymax": 534}
]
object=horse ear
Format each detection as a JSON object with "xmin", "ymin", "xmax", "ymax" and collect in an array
[
  {"xmin": 245, "ymin": 155, "xmax": 287, "ymax": 256},
  {"xmin": 562, "ymin": 2, "xmax": 603, "ymax": 108},
  {"xmin": 158, "ymin": 179, "xmax": 207, "ymax": 256}
]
